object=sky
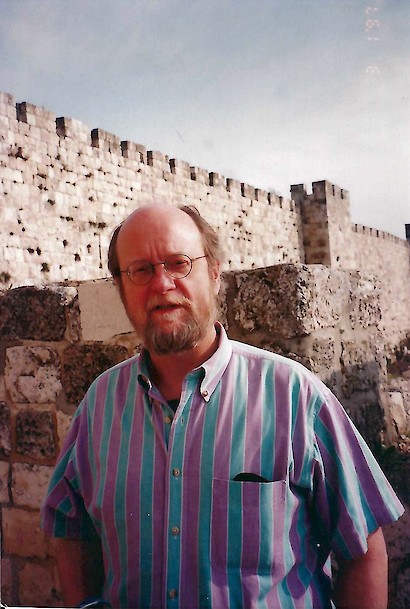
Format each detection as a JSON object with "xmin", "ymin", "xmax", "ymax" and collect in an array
[{"xmin": 1, "ymin": 0, "xmax": 409, "ymax": 238}]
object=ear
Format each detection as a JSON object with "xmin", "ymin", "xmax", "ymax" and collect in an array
[{"xmin": 210, "ymin": 260, "xmax": 221, "ymax": 295}]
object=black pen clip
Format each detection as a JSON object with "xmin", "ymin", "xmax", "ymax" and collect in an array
[{"xmin": 233, "ymin": 472, "xmax": 269, "ymax": 483}]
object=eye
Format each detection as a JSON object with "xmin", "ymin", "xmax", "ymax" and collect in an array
[
  {"xmin": 129, "ymin": 261, "xmax": 152, "ymax": 277},
  {"xmin": 166, "ymin": 255, "xmax": 191, "ymax": 275}
]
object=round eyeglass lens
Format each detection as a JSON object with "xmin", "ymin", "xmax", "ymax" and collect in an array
[{"xmin": 165, "ymin": 254, "xmax": 192, "ymax": 278}]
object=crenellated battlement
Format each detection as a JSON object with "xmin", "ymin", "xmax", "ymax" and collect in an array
[
  {"xmin": 0, "ymin": 92, "xmax": 295, "ymax": 209},
  {"xmin": 291, "ymin": 180, "xmax": 347, "ymax": 201},
  {"xmin": 353, "ymin": 223, "xmax": 406, "ymax": 245},
  {"xmin": 1, "ymin": 93, "xmax": 410, "ymax": 609},
  {"xmin": 0, "ymin": 91, "xmax": 409, "ymax": 340}
]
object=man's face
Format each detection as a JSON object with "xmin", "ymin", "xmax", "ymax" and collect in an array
[{"xmin": 116, "ymin": 206, "xmax": 220, "ymax": 355}]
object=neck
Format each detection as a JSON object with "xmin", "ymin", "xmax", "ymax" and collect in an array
[{"xmin": 147, "ymin": 327, "xmax": 218, "ymax": 400}]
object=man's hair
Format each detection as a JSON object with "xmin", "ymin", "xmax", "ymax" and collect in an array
[
  {"xmin": 107, "ymin": 223, "xmax": 123, "ymax": 279},
  {"xmin": 178, "ymin": 205, "xmax": 223, "ymax": 269},
  {"xmin": 107, "ymin": 205, "xmax": 223, "ymax": 279}
]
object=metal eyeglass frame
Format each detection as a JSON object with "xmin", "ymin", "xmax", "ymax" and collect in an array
[{"xmin": 119, "ymin": 254, "xmax": 207, "ymax": 286}]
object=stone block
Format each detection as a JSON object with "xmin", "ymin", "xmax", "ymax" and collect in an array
[
  {"xmin": 209, "ymin": 172, "xmax": 225, "ymax": 187},
  {"xmin": 147, "ymin": 150, "xmax": 169, "ymax": 169},
  {"xmin": 169, "ymin": 158, "xmax": 191, "ymax": 178},
  {"xmin": 241, "ymin": 182, "xmax": 256, "ymax": 199},
  {"xmin": 340, "ymin": 340, "xmax": 380, "ymax": 398},
  {"xmin": 311, "ymin": 179, "xmax": 334, "ymax": 202},
  {"xmin": 2, "ymin": 507, "xmax": 47, "ymax": 558},
  {"xmin": 5, "ymin": 346, "xmax": 62, "ymax": 404},
  {"xmin": 66, "ymin": 291, "xmax": 82, "ymax": 342},
  {"xmin": 91, "ymin": 128, "xmax": 121, "ymax": 154},
  {"xmin": 227, "ymin": 264, "xmax": 348, "ymax": 339},
  {"xmin": 0, "ymin": 556, "xmax": 13, "ymax": 606},
  {"xmin": 0, "ymin": 286, "xmax": 67, "ymax": 340},
  {"xmin": 1, "ymin": 166, "xmax": 23, "ymax": 183},
  {"xmin": 301, "ymin": 337, "xmax": 336, "ymax": 381},
  {"xmin": 18, "ymin": 561, "xmax": 62, "ymax": 607},
  {"xmin": 78, "ymin": 279, "xmax": 133, "ymax": 340},
  {"xmin": 55, "ymin": 116, "xmax": 91, "ymax": 143},
  {"xmin": 255, "ymin": 188, "xmax": 269, "ymax": 203},
  {"xmin": 226, "ymin": 178, "xmax": 241, "ymax": 193},
  {"xmin": 350, "ymin": 397, "xmax": 386, "ymax": 450},
  {"xmin": 15, "ymin": 409, "xmax": 56, "ymax": 459},
  {"xmin": 349, "ymin": 271, "xmax": 382, "ymax": 329},
  {"xmin": 121, "ymin": 140, "xmax": 147, "ymax": 162},
  {"xmin": 190, "ymin": 166, "xmax": 209, "ymax": 184},
  {"xmin": 56, "ymin": 409, "xmax": 74, "ymax": 450},
  {"xmin": 0, "ymin": 460, "xmax": 10, "ymax": 503},
  {"xmin": 12, "ymin": 463, "xmax": 54, "ymax": 508},
  {"xmin": 384, "ymin": 392, "xmax": 409, "ymax": 437},
  {"xmin": 16, "ymin": 101, "xmax": 56, "ymax": 132},
  {"xmin": 0, "ymin": 400, "xmax": 11, "ymax": 456},
  {"xmin": 61, "ymin": 343, "xmax": 129, "ymax": 404}
]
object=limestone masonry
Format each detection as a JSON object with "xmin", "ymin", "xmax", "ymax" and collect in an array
[
  {"xmin": 1, "ymin": 274, "xmax": 410, "ymax": 608},
  {"xmin": 1, "ymin": 92, "xmax": 409, "ymax": 345},
  {"xmin": 1, "ymin": 93, "xmax": 410, "ymax": 607},
  {"xmin": 0, "ymin": 94, "xmax": 408, "ymax": 273}
]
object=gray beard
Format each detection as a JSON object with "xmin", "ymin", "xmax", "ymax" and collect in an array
[{"xmin": 144, "ymin": 315, "xmax": 207, "ymax": 355}]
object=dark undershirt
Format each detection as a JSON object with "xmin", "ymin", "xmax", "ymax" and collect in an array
[{"xmin": 167, "ymin": 399, "xmax": 180, "ymax": 412}]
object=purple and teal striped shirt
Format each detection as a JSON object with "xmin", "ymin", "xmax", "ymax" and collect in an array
[{"xmin": 41, "ymin": 324, "xmax": 403, "ymax": 608}]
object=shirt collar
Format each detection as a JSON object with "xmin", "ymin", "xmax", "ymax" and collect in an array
[
  {"xmin": 137, "ymin": 322, "xmax": 232, "ymax": 403},
  {"xmin": 197, "ymin": 322, "xmax": 232, "ymax": 402}
]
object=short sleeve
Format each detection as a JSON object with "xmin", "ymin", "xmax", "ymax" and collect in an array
[
  {"xmin": 41, "ymin": 407, "xmax": 97, "ymax": 540},
  {"xmin": 311, "ymin": 386, "xmax": 404, "ymax": 560}
]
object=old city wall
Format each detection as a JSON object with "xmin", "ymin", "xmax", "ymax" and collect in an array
[
  {"xmin": 1, "ymin": 93, "xmax": 409, "ymax": 347},
  {"xmin": 351, "ymin": 224, "xmax": 410, "ymax": 348},
  {"xmin": 0, "ymin": 273, "xmax": 409, "ymax": 608},
  {"xmin": 1, "ymin": 93, "xmax": 410, "ymax": 607},
  {"xmin": 291, "ymin": 182, "xmax": 410, "ymax": 348},
  {"xmin": 0, "ymin": 92, "xmax": 303, "ymax": 287}
]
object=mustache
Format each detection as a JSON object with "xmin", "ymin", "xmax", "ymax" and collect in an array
[{"xmin": 147, "ymin": 296, "xmax": 191, "ymax": 312}]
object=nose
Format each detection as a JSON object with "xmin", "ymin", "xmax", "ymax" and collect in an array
[{"xmin": 149, "ymin": 263, "xmax": 176, "ymax": 292}]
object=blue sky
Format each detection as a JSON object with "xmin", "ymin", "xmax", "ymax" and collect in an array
[{"xmin": 1, "ymin": 0, "xmax": 409, "ymax": 237}]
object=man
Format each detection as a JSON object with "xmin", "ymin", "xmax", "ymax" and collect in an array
[{"xmin": 42, "ymin": 203, "xmax": 404, "ymax": 609}]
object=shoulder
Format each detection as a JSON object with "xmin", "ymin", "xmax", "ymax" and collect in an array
[
  {"xmin": 228, "ymin": 338, "xmax": 332, "ymax": 404},
  {"xmin": 101, "ymin": 352, "xmax": 141, "ymax": 376},
  {"xmin": 80, "ymin": 353, "xmax": 142, "ymax": 406},
  {"xmin": 229, "ymin": 338, "xmax": 311, "ymax": 376}
]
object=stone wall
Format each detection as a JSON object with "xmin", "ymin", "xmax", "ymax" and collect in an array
[
  {"xmin": 291, "ymin": 183, "xmax": 410, "ymax": 349},
  {"xmin": 291, "ymin": 181, "xmax": 356, "ymax": 269},
  {"xmin": 2, "ymin": 92, "xmax": 410, "ymax": 348},
  {"xmin": 351, "ymin": 224, "xmax": 410, "ymax": 349},
  {"xmin": 0, "ymin": 271, "xmax": 409, "ymax": 608},
  {"xmin": 0, "ymin": 92, "xmax": 303, "ymax": 287},
  {"xmin": 1, "ymin": 92, "xmax": 410, "ymax": 606}
]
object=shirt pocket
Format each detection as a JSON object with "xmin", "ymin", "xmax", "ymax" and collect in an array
[{"xmin": 210, "ymin": 478, "xmax": 287, "ymax": 574}]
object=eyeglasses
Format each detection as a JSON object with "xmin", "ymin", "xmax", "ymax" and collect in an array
[{"xmin": 120, "ymin": 254, "xmax": 207, "ymax": 286}]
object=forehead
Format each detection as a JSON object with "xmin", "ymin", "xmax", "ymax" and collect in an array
[{"xmin": 117, "ymin": 206, "xmax": 204, "ymax": 263}]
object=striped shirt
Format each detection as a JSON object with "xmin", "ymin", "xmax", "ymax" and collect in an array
[{"xmin": 41, "ymin": 324, "xmax": 404, "ymax": 609}]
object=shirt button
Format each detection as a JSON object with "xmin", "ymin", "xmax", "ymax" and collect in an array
[
  {"xmin": 172, "ymin": 468, "xmax": 181, "ymax": 477},
  {"xmin": 164, "ymin": 415, "xmax": 172, "ymax": 424},
  {"xmin": 171, "ymin": 526, "xmax": 180, "ymax": 536},
  {"xmin": 169, "ymin": 588, "xmax": 178, "ymax": 599},
  {"xmin": 201, "ymin": 390, "xmax": 209, "ymax": 398}
]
